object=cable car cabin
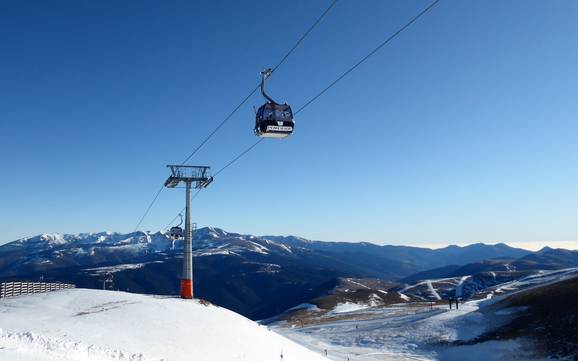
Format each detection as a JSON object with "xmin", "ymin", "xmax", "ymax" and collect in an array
[
  {"xmin": 254, "ymin": 102, "xmax": 294, "ymax": 138},
  {"xmin": 169, "ymin": 226, "xmax": 184, "ymax": 240}
]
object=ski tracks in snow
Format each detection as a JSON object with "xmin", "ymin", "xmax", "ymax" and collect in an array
[{"xmin": 426, "ymin": 281, "xmax": 441, "ymax": 301}]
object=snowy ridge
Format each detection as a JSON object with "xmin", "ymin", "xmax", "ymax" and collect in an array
[
  {"xmin": 1, "ymin": 227, "xmax": 548, "ymax": 288},
  {"xmin": 396, "ymin": 267, "xmax": 578, "ymax": 302},
  {"xmin": 0, "ymin": 289, "xmax": 328, "ymax": 361},
  {"xmin": 1, "ymin": 228, "xmax": 299, "ymax": 273},
  {"xmin": 489, "ymin": 267, "xmax": 578, "ymax": 296}
]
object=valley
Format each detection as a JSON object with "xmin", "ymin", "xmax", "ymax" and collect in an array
[{"xmin": 270, "ymin": 269, "xmax": 578, "ymax": 361}]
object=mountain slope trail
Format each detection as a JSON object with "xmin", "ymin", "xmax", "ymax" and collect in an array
[{"xmin": 0, "ymin": 289, "xmax": 328, "ymax": 361}]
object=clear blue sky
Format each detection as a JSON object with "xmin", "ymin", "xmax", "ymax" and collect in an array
[{"xmin": 1, "ymin": 0, "xmax": 578, "ymax": 248}]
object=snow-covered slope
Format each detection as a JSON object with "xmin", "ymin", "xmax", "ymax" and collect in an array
[
  {"xmin": 0, "ymin": 289, "xmax": 328, "ymax": 361},
  {"xmin": 396, "ymin": 267, "xmax": 578, "ymax": 301},
  {"xmin": 273, "ymin": 299, "xmax": 537, "ymax": 361},
  {"xmin": 271, "ymin": 273, "xmax": 578, "ymax": 361}
]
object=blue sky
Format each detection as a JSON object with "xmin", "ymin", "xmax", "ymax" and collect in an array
[{"xmin": 1, "ymin": 0, "xmax": 578, "ymax": 249}]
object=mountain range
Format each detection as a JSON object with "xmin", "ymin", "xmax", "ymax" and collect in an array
[{"xmin": 0, "ymin": 227, "xmax": 576, "ymax": 319}]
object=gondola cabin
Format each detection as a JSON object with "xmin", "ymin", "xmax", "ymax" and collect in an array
[
  {"xmin": 254, "ymin": 68, "xmax": 294, "ymax": 138},
  {"xmin": 254, "ymin": 102, "xmax": 294, "ymax": 138},
  {"xmin": 169, "ymin": 226, "xmax": 184, "ymax": 240}
]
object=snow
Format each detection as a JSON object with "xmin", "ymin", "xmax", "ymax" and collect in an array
[
  {"xmin": 277, "ymin": 244, "xmax": 293, "ymax": 253},
  {"xmin": 397, "ymin": 292, "xmax": 410, "ymax": 301},
  {"xmin": 426, "ymin": 280, "xmax": 441, "ymax": 300},
  {"xmin": 245, "ymin": 240, "xmax": 270, "ymax": 254},
  {"xmin": 286, "ymin": 303, "xmax": 320, "ymax": 312},
  {"xmin": 368, "ymin": 294, "xmax": 382, "ymax": 307},
  {"xmin": 400, "ymin": 276, "xmax": 466, "ymax": 300},
  {"xmin": 491, "ymin": 267, "xmax": 578, "ymax": 295},
  {"xmin": 273, "ymin": 300, "xmax": 545, "ymax": 361},
  {"xmin": 39, "ymin": 233, "xmax": 68, "ymax": 246},
  {"xmin": 331, "ymin": 303, "xmax": 369, "ymax": 314},
  {"xmin": 0, "ymin": 289, "xmax": 328, "ymax": 361},
  {"xmin": 454, "ymin": 276, "xmax": 470, "ymax": 298},
  {"xmin": 398, "ymin": 269, "xmax": 578, "ymax": 302},
  {"xmin": 84, "ymin": 262, "xmax": 163, "ymax": 276},
  {"xmin": 345, "ymin": 279, "xmax": 371, "ymax": 290}
]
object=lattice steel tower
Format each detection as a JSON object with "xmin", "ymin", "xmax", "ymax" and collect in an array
[{"xmin": 164, "ymin": 165, "xmax": 213, "ymax": 299}]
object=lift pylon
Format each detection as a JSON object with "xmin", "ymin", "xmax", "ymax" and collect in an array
[{"xmin": 164, "ymin": 165, "xmax": 212, "ymax": 299}]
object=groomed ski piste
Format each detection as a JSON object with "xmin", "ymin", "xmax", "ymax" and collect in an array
[
  {"xmin": 274, "ymin": 300, "xmax": 528, "ymax": 361},
  {"xmin": 0, "ymin": 289, "xmax": 329, "ymax": 361},
  {"xmin": 271, "ymin": 269, "xmax": 578, "ymax": 361}
]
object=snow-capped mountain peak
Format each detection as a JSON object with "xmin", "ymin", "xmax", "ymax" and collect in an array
[{"xmin": 39, "ymin": 233, "xmax": 68, "ymax": 246}]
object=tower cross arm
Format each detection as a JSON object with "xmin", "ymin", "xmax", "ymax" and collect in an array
[{"xmin": 164, "ymin": 165, "xmax": 213, "ymax": 189}]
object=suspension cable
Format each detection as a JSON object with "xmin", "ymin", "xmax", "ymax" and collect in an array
[
  {"xmin": 271, "ymin": 0, "xmax": 338, "ymax": 74},
  {"xmin": 163, "ymin": 0, "xmax": 441, "ymax": 229},
  {"xmin": 208, "ymin": 0, "xmax": 442, "ymax": 179},
  {"xmin": 180, "ymin": 0, "xmax": 338, "ymax": 165},
  {"xmin": 295, "ymin": 0, "xmax": 441, "ymax": 115},
  {"xmin": 133, "ymin": 185, "xmax": 164, "ymax": 232},
  {"xmin": 180, "ymin": 84, "xmax": 260, "ymax": 165},
  {"xmin": 213, "ymin": 138, "xmax": 264, "ymax": 177},
  {"xmin": 134, "ymin": 1, "xmax": 338, "ymax": 231},
  {"xmin": 164, "ymin": 189, "xmax": 201, "ymax": 229}
]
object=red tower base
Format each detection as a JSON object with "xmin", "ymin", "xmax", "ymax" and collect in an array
[{"xmin": 180, "ymin": 279, "xmax": 193, "ymax": 299}]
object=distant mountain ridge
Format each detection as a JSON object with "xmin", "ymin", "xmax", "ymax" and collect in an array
[
  {"xmin": 401, "ymin": 247, "xmax": 578, "ymax": 283},
  {"xmin": 0, "ymin": 227, "xmax": 566, "ymax": 320},
  {"xmin": 0, "ymin": 228, "xmax": 532, "ymax": 279}
]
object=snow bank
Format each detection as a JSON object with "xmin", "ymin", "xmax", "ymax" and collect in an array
[
  {"xmin": 331, "ymin": 303, "xmax": 368, "ymax": 314},
  {"xmin": 0, "ymin": 289, "xmax": 328, "ymax": 361}
]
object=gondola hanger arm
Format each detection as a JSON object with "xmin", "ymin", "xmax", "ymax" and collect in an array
[{"xmin": 260, "ymin": 68, "xmax": 277, "ymax": 104}]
